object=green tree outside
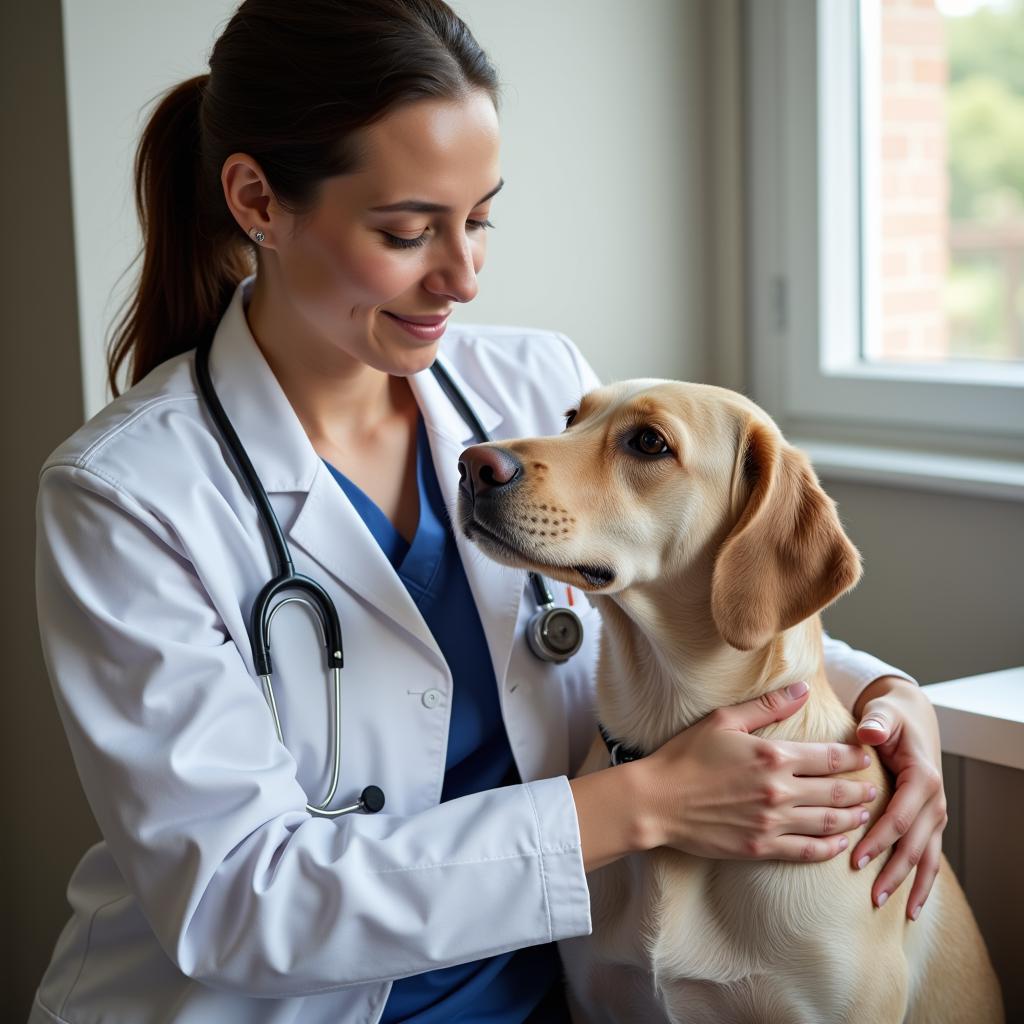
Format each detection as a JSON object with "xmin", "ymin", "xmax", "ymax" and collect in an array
[{"xmin": 944, "ymin": 0, "xmax": 1024, "ymax": 359}]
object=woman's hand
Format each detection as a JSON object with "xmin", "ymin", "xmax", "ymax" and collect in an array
[
  {"xmin": 634, "ymin": 681, "xmax": 875, "ymax": 862},
  {"xmin": 849, "ymin": 675, "xmax": 947, "ymax": 920}
]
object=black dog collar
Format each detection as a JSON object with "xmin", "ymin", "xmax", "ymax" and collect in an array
[{"xmin": 598, "ymin": 723, "xmax": 646, "ymax": 766}]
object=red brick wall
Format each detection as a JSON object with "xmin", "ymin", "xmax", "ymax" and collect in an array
[{"xmin": 877, "ymin": 0, "xmax": 949, "ymax": 360}]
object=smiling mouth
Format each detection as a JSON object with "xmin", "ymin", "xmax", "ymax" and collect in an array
[
  {"xmin": 382, "ymin": 310, "xmax": 450, "ymax": 326},
  {"xmin": 465, "ymin": 516, "xmax": 616, "ymax": 589}
]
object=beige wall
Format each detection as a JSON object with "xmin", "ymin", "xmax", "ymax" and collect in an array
[
  {"xmin": 2, "ymin": 2, "xmax": 96, "ymax": 1018},
  {"xmin": 821, "ymin": 481, "xmax": 1023, "ymax": 688}
]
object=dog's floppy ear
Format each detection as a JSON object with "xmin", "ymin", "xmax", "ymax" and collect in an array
[{"xmin": 710, "ymin": 418, "xmax": 862, "ymax": 651}]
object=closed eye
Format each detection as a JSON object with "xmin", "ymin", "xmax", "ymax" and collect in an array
[
  {"xmin": 564, "ymin": 408, "xmax": 578, "ymax": 429},
  {"xmin": 382, "ymin": 219, "xmax": 495, "ymax": 250}
]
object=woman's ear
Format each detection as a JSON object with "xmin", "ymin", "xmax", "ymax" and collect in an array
[{"xmin": 710, "ymin": 419, "xmax": 863, "ymax": 651}]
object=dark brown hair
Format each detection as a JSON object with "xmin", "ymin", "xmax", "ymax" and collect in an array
[{"xmin": 106, "ymin": 0, "xmax": 500, "ymax": 398}]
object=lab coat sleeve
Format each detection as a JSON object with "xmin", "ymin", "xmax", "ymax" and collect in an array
[
  {"xmin": 822, "ymin": 631, "xmax": 918, "ymax": 714},
  {"xmin": 35, "ymin": 464, "xmax": 591, "ymax": 998}
]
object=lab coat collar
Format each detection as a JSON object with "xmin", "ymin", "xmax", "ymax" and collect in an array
[
  {"xmin": 206, "ymin": 275, "xmax": 320, "ymax": 494},
  {"xmin": 407, "ymin": 349, "xmax": 503, "ymax": 447}
]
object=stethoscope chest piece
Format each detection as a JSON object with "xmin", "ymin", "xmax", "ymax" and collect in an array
[{"xmin": 526, "ymin": 604, "xmax": 584, "ymax": 663}]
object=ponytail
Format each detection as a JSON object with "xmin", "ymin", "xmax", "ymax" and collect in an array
[
  {"xmin": 105, "ymin": 0, "xmax": 500, "ymax": 401},
  {"xmin": 107, "ymin": 74, "xmax": 253, "ymax": 398}
]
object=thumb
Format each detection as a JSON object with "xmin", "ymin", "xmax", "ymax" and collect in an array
[
  {"xmin": 728, "ymin": 681, "xmax": 811, "ymax": 733},
  {"xmin": 856, "ymin": 708, "xmax": 891, "ymax": 745}
]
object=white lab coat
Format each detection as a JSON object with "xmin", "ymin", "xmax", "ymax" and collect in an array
[{"xmin": 30, "ymin": 274, "xmax": 911, "ymax": 1023}]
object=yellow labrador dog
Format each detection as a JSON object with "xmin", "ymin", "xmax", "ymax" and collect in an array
[{"xmin": 456, "ymin": 380, "xmax": 1002, "ymax": 1023}]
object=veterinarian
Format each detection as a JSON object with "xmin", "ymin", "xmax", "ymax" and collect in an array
[{"xmin": 30, "ymin": 2, "xmax": 949, "ymax": 1021}]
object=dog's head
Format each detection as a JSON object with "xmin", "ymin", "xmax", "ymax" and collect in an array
[{"xmin": 457, "ymin": 380, "xmax": 862, "ymax": 651}]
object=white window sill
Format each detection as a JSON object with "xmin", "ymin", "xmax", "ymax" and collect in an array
[
  {"xmin": 792, "ymin": 439, "xmax": 1024, "ymax": 504},
  {"xmin": 924, "ymin": 667, "xmax": 1024, "ymax": 771}
]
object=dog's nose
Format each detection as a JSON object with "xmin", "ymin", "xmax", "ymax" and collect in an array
[{"xmin": 459, "ymin": 445, "xmax": 522, "ymax": 499}]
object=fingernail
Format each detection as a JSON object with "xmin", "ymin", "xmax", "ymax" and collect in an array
[
  {"xmin": 861, "ymin": 719, "xmax": 886, "ymax": 731},
  {"xmin": 877, "ymin": 891, "xmax": 889, "ymax": 907},
  {"xmin": 859, "ymin": 810, "xmax": 869, "ymax": 823},
  {"xmin": 838, "ymin": 836, "xmax": 848, "ymax": 850},
  {"xmin": 786, "ymin": 681, "xmax": 809, "ymax": 698},
  {"xmin": 868, "ymin": 786, "xmax": 877, "ymax": 799},
  {"xmin": 911, "ymin": 904, "xmax": 921, "ymax": 921},
  {"xmin": 862, "ymin": 755, "xmax": 870, "ymax": 767},
  {"xmin": 857, "ymin": 855, "xmax": 870, "ymax": 869}
]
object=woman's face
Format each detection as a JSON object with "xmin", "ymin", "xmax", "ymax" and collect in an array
[{"xmin": 248, "ymin": 89, "xmax": 502, "ymax": 377}]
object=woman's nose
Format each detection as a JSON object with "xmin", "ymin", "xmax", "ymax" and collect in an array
[{"xmin": 425, "ymin": 235, "xmax": 480, "ymax": 304}]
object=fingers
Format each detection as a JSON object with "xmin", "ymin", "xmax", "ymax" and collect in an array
[
  {"xmin": 791, "ymin": 778, "xmax": 877, "ymax": 809},
  {"xmin": 767, "ymin": 833, "xmax": 851, "ymax": 863},
  {"xmin": 851, "ymin": 768, "xmax": 945, "ymax": 908},
  {"xmin": 904, "ymin": 832, "xmax": 944, "ymax": 921},
  {"xmin": 864, "ymin": 804, "xmax": 942, "ymax": 909},
  {"xmin": 783, "ymin": 805, "xmax": 870, "ymax": 837},
  {"xmin": 720, "ymin": 682, "xmax": 811, "ymax": 734},
  {"xmin": 872, "ymin": 801, "xmax": 945, "ymax": 911},
  {"xmin": 856, "ymin": 710, "xmax": 891, "ymax": 744},
  {"xmin": 775, "ymin": 738, "xmax": 869, "ymax": 777},
  {"xmin": 851, "ymin": 765, "xmax": 940, "ymax": 871}
]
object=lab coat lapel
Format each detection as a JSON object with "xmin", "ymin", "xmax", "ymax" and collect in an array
[
  {"xmin": 206, "ymin": 275, "xmax": 442, "ymax": 662},
  {"xmin": 409, "ymin": 356, "xmax": 528, "ymax": 690},
  {"xmin": 287, "ymin": 467, "xmax": 443, "ymax": 661}
]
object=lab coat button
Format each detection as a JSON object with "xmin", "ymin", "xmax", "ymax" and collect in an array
[{"xmin": 421, "ymin": 689, "xmax": 442, "ymax": 708}]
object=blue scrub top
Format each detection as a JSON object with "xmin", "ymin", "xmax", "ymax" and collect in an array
[{"xmin": 322, "ymin": 413, "xmax": 562, "ymax": 1023}]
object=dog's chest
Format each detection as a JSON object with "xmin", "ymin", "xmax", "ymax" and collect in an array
[
  {"xmin": 566, "ymin": 849, "xmax": 867, "ymax": 1023},
  {"xmin": 609, "ymin": 848, "xmax": 852, "ymax": 963}
]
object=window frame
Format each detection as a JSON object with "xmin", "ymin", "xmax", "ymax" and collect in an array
[{"xmin": 744, "ymin": 0, "xmax": 1024, "ymax": 462}]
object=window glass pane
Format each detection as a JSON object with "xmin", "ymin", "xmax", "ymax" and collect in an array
[{"xmin": 864, "ymin": 0, "xmax": 1024, "ymax": 364}]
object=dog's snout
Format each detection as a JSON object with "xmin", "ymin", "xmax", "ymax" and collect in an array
[{"xmin": 458, "ymin": 445, "xmax": 522, "ymax": 499}]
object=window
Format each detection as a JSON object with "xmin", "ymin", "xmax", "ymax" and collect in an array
[
  {"xmin": 745, "ymin": 0, "xmax": 1024, "ymax": 473},
  {"xmin": 867, "ymin": 0, "xmax": 1024, "ymax": 366}
]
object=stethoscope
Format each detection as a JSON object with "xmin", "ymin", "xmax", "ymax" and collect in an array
[{"xmin": 193, "ymin": 334, "xmax": 584, "ymax": 818}]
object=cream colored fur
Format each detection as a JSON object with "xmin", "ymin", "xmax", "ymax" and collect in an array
[{"xmin": 460, "ymin": 380, "xmax": 1003, "ymax": 1024}]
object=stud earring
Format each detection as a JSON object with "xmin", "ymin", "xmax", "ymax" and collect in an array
[{"xmin": 249, "ymin": 227, "xmax": 265, "ymax": 244}]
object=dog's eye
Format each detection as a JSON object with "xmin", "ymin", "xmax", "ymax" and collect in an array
[
  {"xmin": 628, "ymin": 427, "xmax": 671, "ymax": 456},
  {"xmin": 564, "ymin": 409, "xmax": 578, "ymax": 429}
]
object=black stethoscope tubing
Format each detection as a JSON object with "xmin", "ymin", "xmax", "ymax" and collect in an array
[{"xmin": 194, "ymin": 335, "xmax": 344, "ymax": 680}]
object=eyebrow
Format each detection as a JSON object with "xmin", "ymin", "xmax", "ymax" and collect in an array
[{"xmin": 369, "ymin": 178, "xmax": 504, "ymax": 214}]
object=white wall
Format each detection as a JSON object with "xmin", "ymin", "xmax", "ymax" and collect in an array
[
  {"xmin": 450, "ymin": 0, "xmax": 706, "ymax": 387},
  {"xmin": 63, "ymin": 0, "xmax": 707, "ymax": 417},
  {"xmin": 62, "ymin": 0, "xmax": 239, "ymax": 416}
]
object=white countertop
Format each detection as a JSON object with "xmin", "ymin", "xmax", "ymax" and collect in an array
[{"xmin": 924, "ymin": 666, "xmax": 1024, "ymax": 772}]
